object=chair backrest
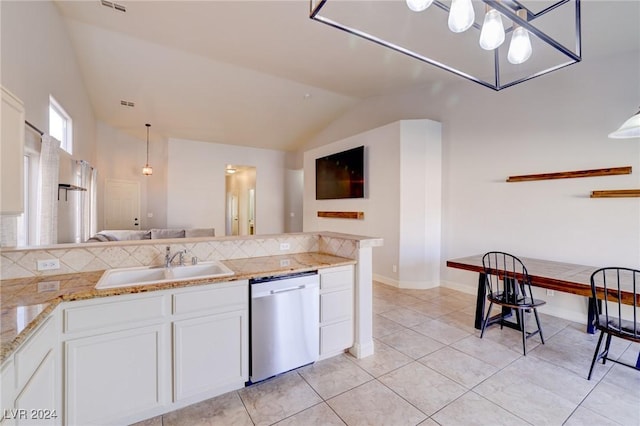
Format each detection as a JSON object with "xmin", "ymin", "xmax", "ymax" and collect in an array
[
  {"xmin": 482, "ymin": 251, "xmax": 533, "ymax": 304},
  {"xmin": 590, "ymin": 267, "xmax": 640, "ymax": 340}
]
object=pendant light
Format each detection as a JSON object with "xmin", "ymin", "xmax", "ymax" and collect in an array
[
  {"xmin": 507, "ymin": 9, "xmax": 533, "ymax": 64},
  {"xmin": 448, "ymin": 0, "xmax": 475, "ymax": 33},
  {"xmin": 609, "ymin": 108, "xmax": 640, "ymax": 139},
  {"xmin": 142, "ymin": 123, "xmax": 153, "ymax": 176},
  {"xmin": 479, "ymin": 6, "xmax": 505, "ymax": 50},
  {"xmin": 406, "ymin": 0, "xmax": 433, "ymax": 13}
]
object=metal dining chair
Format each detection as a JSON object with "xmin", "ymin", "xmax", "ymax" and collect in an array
[
  {"xmin": 480, "ymin": 251, "xmax": 546, "ymax": 355},
  {"xmin": 587, "ymin": 267, "xmax": 640, "ymax": 380}
]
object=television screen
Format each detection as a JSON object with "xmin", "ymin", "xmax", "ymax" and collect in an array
[{"xmin": 315, "ymin": 146, "xmax": 365, "ymax": 200}]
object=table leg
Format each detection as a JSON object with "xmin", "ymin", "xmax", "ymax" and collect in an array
[
  {"xmin": 475, "ymin": 273, "xmax": 517, "ymax": 331},
  {"xmin": 474, "ymin": 273, "xmax": 486, "ymax": 329},
  {"xmin": 587, "ymin": 297, "xmax": 601, "ymax": 334}
]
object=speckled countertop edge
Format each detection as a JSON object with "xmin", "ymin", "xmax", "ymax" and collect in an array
[{"xmin": 0, "ymin": 252, "xmax": 355, "ymax": 363}]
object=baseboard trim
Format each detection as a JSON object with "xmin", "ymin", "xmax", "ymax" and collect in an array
[{"xmin": 373, "ymin": 274, "xmax": 439, "ymax": 290}]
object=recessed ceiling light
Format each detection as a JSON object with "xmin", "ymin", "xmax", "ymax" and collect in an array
[{"xmin": 303, "ymin": 93, "xmax": 312, "ymax": 100}]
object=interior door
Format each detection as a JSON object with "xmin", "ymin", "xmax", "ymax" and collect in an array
[{"xmin": 104, "ymin": 179, "xmax": 140, "ymax": 230}]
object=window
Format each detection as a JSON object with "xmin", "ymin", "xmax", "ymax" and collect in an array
[{"xmin": 49, "ymin": 96, "xmax": 72, "ymax": 154}]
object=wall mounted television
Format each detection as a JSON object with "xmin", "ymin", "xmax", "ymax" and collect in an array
[{"xmin": 315, "ymin": 145, "xmax": 365, "ymax": 200}]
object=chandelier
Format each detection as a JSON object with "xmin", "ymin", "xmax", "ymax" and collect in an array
[{"xmin": 310, "ymin": 0, "xmax": 582, "ymax": 91}]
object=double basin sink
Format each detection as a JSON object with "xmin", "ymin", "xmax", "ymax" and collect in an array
[{"xmin": 96, "ymin": 261, "xmax": 235, "ymax": 289}]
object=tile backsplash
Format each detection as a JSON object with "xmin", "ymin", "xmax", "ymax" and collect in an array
[{"xmin": 1, "ymin": 233, "xmax": 359, "ymax": 280}]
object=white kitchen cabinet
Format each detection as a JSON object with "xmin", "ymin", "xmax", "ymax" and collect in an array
[
  {"xmin": 62, "ymin": 292, "xmax": 170, "ymax": 426},
  {"xmin": 60, "ymin": 281, "xmax": 248, "ymax": 424},
  {"xmin": 318, "ymin": 265, "xmax": 354, "ymax": 360},
  {"xmin": 2, "ymin": 313, "xmax": 60, "ymax": 426},
  {"xmin": 64, "ymin": 324, "xmax": 169, "ymax": 426},
  {"xmin": 172, "ymin": 282, "xmax": 248, "ymax": 404},
  {"xmin": 14, "ymin": 352, "xmax": 57, "ymax": 426},
  {"xmin": 1, "ymin": 87, "xmax": 25, "ymax": 215},
  {"xmin": 1, "ymin": 358, "xmax": 16, "ymax": 425}
]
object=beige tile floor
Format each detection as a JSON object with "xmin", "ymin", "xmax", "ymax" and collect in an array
[{"xmin": 133, "ymin": 283, "xmax": 640, "ymax": 426}]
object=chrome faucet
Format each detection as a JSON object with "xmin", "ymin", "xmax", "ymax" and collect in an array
[{"xmin": 165, "ymin": 246, "xmax": 187, "ymax": 268}]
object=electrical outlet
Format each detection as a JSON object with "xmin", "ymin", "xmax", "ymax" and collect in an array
[
  {"xmin": 280, "ymin": 259, "xmax": 291, "ymax": 267},
  {"xmin": 546, "ymin": 289, "xmax": 555, "ymax": 296},
  {"xmin": 279, "ymin": 243, "xmax": 290, "ymax": 251},
  {"xmin": 37, "ymin": 259, "xmax": 60, "ymax": 271},
  {"xmin": 38, "ymin": 281, "xmax": 60, "ymax": 292}
]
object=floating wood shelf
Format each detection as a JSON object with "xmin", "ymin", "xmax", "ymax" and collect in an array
[
  {"xmin": 590, "ymin": 189, "xmax": 640, "ymax": 198},
  {"xmin": 507, "ymin": 166, "xmax": 632, "ymax": 182},
  {"xmin": 317, "ymin": 211, "xmax": 364, "ymax": 220}
]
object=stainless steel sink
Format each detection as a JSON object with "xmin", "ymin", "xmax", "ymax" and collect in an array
[{"xmin": 96, "ymin": 261, "xmax": 235, "ymax": 289}]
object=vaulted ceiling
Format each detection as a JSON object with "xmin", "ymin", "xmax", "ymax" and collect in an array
[{"xmin": 53, "ymin": 0, "xmax": 640, "ymax": 151}]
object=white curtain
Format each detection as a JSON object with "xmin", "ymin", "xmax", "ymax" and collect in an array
[
  {"xmin": 77, "ymin": 160, "xmax": 97, "ymax": 242},
  {"xmin": 36, "ymin": 135, "xmax": 60, "ymax": 245}
]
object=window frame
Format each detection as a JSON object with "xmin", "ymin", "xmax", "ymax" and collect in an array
[{"xmin": 49, "ymin": 95, "xmax": 73, "ymax": 154}]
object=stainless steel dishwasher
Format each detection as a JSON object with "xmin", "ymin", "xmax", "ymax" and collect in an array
[{"xmin": 250, "ymin": 271, "xmax": 319, "ymax": 383}]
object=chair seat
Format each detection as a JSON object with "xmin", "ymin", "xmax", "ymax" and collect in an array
[
  {"xmin": 597, "ymin": 314, "xmax": 640, "ymax": 339},
  {"xmin": 488, "ymin": 293, "xmax": 546, "ymax": 309}
]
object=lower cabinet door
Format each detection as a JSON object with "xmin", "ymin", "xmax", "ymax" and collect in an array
[
  {"xmin": 320, "ymin": 320, "xmax": 354, "ymax": 358},
  {"xmin": 173, "ymin": 310, "xmax": 248, "ymax": 402},
  {"xmin": 14, "ymin": 351, "xmax": 58, "ymax": 426},
  {"xmin": 64, "ymin": 324, "xmax": 168, "ymax": 426}
]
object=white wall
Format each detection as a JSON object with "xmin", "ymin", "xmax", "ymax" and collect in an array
[
  {"xmin": 303, "ymin": 120, "xmax": 442, "ymax": 288},
  {"xmin": 303, "ymin": 51, "xmax": 640, "ymax": 323},
  {"xmin": 399, "ymin": 121, "xmax": 442, "ymax": 287},
  {"xmin": 1, "ymin": 0, "xmax": 97, "ymax": 243},
  {"xmin": 168, "ymin": 138, "xmax": 286, "ymax": 235},
  {"xmin": 0, "ymin": 0, "xmax": 96, "ymax": 165},
  {"xmin": 95, "ymin": 121, "xmax": 168, "ymax": 231}
]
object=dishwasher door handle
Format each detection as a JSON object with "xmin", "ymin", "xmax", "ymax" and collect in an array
[{"xmin": 270, "ymin": 285, "xmax": 306, "ymax": 294}]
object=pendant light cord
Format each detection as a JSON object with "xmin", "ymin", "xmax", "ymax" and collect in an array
[{"xmin": 145, "ymin": 123, "xmax": 151, "ymax": 165}]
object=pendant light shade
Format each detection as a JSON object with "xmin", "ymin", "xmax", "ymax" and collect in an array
[
  {"xmin": 143, "ymin": 123, "xmax": 153, "ymax": 176},
  {"xmin": 448, "ymin": 0, "xmax": 475, "ymax": 33},
  {"xmin": 609, "ymin": 109, "xmax": 640, "ymax": 139},
  {"xmin": 479, "ymin": 7, "xmax": 505, "ymax": 50},
  {"xmin": 507, "ymin": 9, "xmax": 532, "ymax": 64},
  {"xmin": 406, "ymin": 0, "xmax": 433, "ymax": 13}
]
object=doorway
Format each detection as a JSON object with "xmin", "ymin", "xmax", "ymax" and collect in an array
[
  {"xmin": 225, "ymin": 165, "xmax": 256, "ymax": 236},
  {"xmin": 104, "ymin": 179, "xmax": 140, "ymax": 230}
]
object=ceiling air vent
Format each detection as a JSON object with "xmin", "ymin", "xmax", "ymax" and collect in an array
[
  {"xmin": 120, "ymin": 100, "xmax": 135, "ymax": 107},
  {"xmin": 101, "ymin": 0, "xmax": 126, "ymax": 13}
]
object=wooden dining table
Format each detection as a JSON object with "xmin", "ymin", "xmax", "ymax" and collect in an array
[{"xmin": 446, "ymin": 254, "xmax": 640, "ymax": 367}]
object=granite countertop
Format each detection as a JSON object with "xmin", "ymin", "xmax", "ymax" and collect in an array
[{"xmin": 0, "ymin": 252, "xmax": 355, "ymax": 363}]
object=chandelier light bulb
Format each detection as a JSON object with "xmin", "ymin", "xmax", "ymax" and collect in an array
[
  {"xmin": 507, "ymin": 26, "xmax": 532, "ymax": 64},
  {"xmin": 448, "ymin": 0, "xmax": 475, "ymax": 33},
  {"xmin": 406, "ymin": 0, "xmax": 434, "ymax": 12},
  {"xmin": 479, "ymin": 8, "xmax": 505, "ymax": 50}
]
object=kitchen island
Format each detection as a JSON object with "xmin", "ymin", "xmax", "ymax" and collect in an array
[{"xmin": 0, "ymin": 232, "xmax": 382, "ymax": 425}]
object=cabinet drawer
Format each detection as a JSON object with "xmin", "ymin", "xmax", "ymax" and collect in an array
[
  {"xmin": 15, "ymin": 317, "xmax": 55, "ymax": 389},
  {"xmin": 320, "ymin": 289, "xmax": 352, "ymax": 324},
  {"xmin": 63, "ymin": 294, "xmax": 168, "ymax": 334},
  {"xmin": 173, "ymin": 282, "xmax": 247, "ymax": 316},
  {"xmin": 320, "ymin": 320, "xmax": 353, "ymax": 356},
  {"xmin": 320, "ymin": 265, "xmax": 354, "ymax": 291}
]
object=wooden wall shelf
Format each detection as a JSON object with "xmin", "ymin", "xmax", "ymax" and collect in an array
[
  {"xmin": 590, "ymin": 189, "xmax": 640, "ymax": 198},
  {"xmin": 507, "ymin": 166, "xmax": 632, "ymax": 182},
  {"xmin": 317, "ymin": 211, "xmax": 365, "ymax": 220}
]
